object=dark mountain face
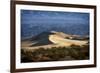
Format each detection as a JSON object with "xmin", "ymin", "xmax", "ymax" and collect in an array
[
  {"xmin": 21, "ymin": 10, "xmax": 89, "ymax": 39},
  {"xmin": 21, "ymin": 23, "xmax": 89, "ymax": 39}
]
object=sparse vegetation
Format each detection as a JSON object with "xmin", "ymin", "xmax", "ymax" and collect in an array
[{"xmin": 21, "ymin": 45, "xmax": 89, "ymax": 63}]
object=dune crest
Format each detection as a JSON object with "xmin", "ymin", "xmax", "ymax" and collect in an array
[{"xmin": 49, "ymin": 31, "xmax": 88, "ymax": 46}]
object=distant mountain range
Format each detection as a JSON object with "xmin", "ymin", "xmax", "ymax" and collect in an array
[{"xmin": 21, "ymin": 23, "xmax": 89, "ymax": 39}]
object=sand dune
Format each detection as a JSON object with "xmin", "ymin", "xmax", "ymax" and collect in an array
[
  {"xmin": 49, "ymin": 34, "xmax": 87, "ymax": 46},
  {"xmin": 21, "ymin": 31, "xmax": 88, "ymax": 51}
]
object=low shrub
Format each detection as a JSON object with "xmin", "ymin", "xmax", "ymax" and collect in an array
[{"xmin": 21, "ymin": 45, "xmax": 89, "ymax": 63}]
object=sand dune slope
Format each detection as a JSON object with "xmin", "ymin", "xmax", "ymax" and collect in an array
[{"xmin": 49, "ymin": 34, "xmax": 87, "ymax": 46}]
